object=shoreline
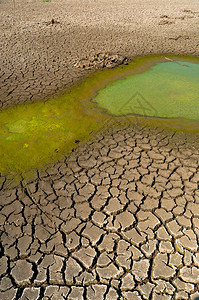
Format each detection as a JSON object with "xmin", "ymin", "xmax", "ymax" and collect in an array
[
  {"xmin": 0, "ymin": 54, "xmax": 199, "ymax": 185},
  {"xmin": 1, "ymin": 0, "xmax": 199, "ymax": 109}
]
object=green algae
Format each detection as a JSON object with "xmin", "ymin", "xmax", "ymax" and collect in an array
[
  {"xmin": 93, "ymin": 60, "xmax": 199, "ymax": 121},
  {"xmin": 0, "ymin": 96, "xmax": 109, "ymax": 180},
  {"xmin": 0, "ymin": 55, "xmax": 199, "ymax": 182}
]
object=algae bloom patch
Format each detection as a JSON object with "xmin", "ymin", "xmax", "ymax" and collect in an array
[
  {"xmin": 0, "ymin": 95, "xmax": 107, "ymax": 179},
  {"xmin": 92, "ymin": 61, "xmax": 199, "ymax": 122},
  {"xmin": 0, "ymin": 55, "xmax": 199, "ymax": 181}
]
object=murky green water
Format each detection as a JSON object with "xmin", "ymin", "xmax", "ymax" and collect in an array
[
  {"xmin": 93, "ymin": 61, "xmax": 199, "ymax": 121},
  {"xmin": 0, "ymin": 56, "xmax": 199, "ymax": 181}
]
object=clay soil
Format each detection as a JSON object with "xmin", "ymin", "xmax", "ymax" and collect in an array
[
  {"xmin": 1, "ymin": 1, "xmax": 199, "ymax": 299},
  {"xmin": 0, "ymin": 0, "xmax": 199, "ymax": 109}
]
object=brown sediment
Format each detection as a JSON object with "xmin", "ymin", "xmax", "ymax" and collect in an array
[
  {"xmin": 0, "ymin": 0, "xmax": 199, "ymax": 109},
  {"xmin": 0, "ymin": 1, "xmax": 199, "ymax": 298}
]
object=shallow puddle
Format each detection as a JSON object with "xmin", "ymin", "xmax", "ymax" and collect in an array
[
  {"xmin": 0, "ymin": 55, "xmax": 199, "ymax": 180},
  {"xmin": 93, "ymin": 60, "xmax": 199, "ymax": 121}
]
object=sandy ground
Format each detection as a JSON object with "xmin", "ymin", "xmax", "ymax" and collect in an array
[
  {"xmin": 1, "ymin": 1, "xmax": 199, "ymax": 299},
  {"xmin": 0, "ymin": 0, "xmax": 199, "ymax": 109}
]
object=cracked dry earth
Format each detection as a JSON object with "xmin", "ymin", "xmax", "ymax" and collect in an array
[
  {"xmin": 1, "ymin": 0, "xmax": 199, "ymax": 109},
  {"xmin": 0, "ymin": 125, "xmax": 199, "ymax": 300}
]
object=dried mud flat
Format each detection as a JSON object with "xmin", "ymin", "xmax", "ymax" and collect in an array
[
  {"xmin": 1, "ymin": 0, "xmax": 199, "ymax": 109},
  {"xmin": 1, "ymin": 126, "xmax": 199, "ymax": 299},
  {"xmin": 1, "ymin": 0, "xmax": 199, "ymax": 299}
]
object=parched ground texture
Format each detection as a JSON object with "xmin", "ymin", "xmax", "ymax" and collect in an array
[
  {"xmin": 0, "ymin": 0, "xmax": 199, "ymax": 109},
  {"xmin": 0, "ymin": 126, "xmax": 199, "ymax": 299},
  {"xmin": 1, "ymin": 0, "xmax": 199, "ymax": 299}
]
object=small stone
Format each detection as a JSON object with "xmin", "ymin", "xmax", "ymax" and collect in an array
[{"xmin": 160, "ymin": 14, "xmax": 169, "ymax": 18}]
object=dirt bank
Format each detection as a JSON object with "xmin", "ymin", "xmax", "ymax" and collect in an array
[{"xmin": 0, "ymin": 0, "xmax": 199, "ymax": 109}]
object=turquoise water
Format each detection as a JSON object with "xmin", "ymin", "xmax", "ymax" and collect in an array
[{"xmin": 92, "ymin": 61, "xmax": 199, "ymax": 121}]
